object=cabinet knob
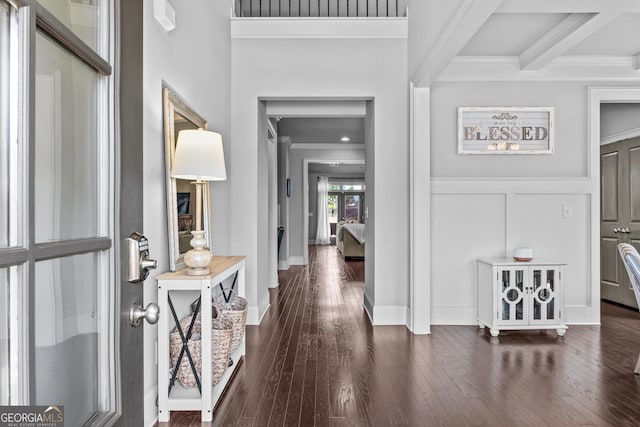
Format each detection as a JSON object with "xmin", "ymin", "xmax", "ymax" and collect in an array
[{"xmin": 613, "ymin": 228, "xmax": 620, "ymax": 233}]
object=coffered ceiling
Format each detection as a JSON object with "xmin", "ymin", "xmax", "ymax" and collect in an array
[{"xmin": 412, "ymin": 0, "xmax": 640, "ymax": 84}]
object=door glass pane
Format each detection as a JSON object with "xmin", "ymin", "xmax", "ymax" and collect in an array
[
  {"xmin": 0, "ymin": 266, "xmax": 12, "ymax": 405},
  {"xmin": 501, "ymin": 270, "xmax": 524, "ymax": 321},
  {"xmin": 35, "ymin": 253, "xmax": 99, "ymax": 426},
  {"xmin": 0, "ymin": 1, "xmax": 10, "ymax": 248},
  {"xmin": 344, "ymin": 194, "xmax": 360, "ymax": 222},
  {"xmin": 533, "ymin": 270, "xmax": 542, "ymax": 320},
  {"xmin": 35, "ymin": 32, "xmax": 100, "ymax": 242},
  {"xmin": 546, "ymin": 270, "xmax": 555, "ymax": 320},
  {"xmin": 38, "ymin": 0, "xmax": 102, "ymax": 54},
  {"xmin": 328, "ymin": 194, "xmax": 338, "ymax": 231}
]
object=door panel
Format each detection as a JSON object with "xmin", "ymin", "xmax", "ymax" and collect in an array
[
  {"xmin": 530, "ymin": 268, "xmax": 559, "ymax": 325},
  {"xmin": 629, "ymin": 146, "xmax": 640, "ymax": 223},
  {"xmin": 601, "ymin": 152, "xmax": 619, "ymax": 221},
  {"xmin": 116, "ymin": 0, "xmax": 144, "ymax": 425},
  {"xmin": 600, "ymin": 138, "xmax": 640, "ymax": 308},
  {"xmin": 498, "ymin": 268, "xmax": 528, "ymax": 326}
]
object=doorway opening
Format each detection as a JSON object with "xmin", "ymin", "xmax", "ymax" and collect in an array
[
  {"xmin": 599, "ymin": 103, "xmax": 640, "ymax": 310},
  {"xmin": 260, "ymin": 100, "xmax": 374, "ymax": 319}
]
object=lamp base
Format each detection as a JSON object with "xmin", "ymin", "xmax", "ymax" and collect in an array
[{"xmin": 184, "ymin": 230, "xmax": 212, "ymax": 276}]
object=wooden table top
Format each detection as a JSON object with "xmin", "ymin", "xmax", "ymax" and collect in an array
[{"xmin": 156, "ymin": 256, "xmax": 245, "ymax": 280}]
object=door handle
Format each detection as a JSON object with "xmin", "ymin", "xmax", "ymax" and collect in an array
[{"xmin": 129, "ymin": 302, "xmax": 160, "ymax": 326}]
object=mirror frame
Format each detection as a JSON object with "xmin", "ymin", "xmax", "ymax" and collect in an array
[{"xmin": 163, "ymin": 86, "xmax": 210, "ymax": 271}]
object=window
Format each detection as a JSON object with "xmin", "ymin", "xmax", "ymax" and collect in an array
[{"xmin": 0, "ymin": 0, "xmax": 115, "ymax": 422}]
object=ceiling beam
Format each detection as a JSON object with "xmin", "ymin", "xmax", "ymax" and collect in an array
[
  {"xmin": 496, "ymin": 0, "xmax": 640, "ymax": 14},
  {"xmin": 411, "ymin": 0, "xmax": 504, "ymax": 87},
  {"xmin": 519, "ymin": 12, "xmax": 620, "ymax": 71}
]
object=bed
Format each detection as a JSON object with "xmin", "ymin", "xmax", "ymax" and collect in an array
[{"xmin": 336, "ymin": 222, "xmax": 365, "ymax": 258}]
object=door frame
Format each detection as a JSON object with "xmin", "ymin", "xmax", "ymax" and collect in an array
[
  {"xmin": 302, "ymin": 159, "xmax": 365, "ymax": 265},
  {"xmin": 588, "ymin": 87, "xmax": 640, "ymax": 324}
]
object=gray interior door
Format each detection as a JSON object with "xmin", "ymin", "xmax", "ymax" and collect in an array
[
  {"xmin": 116, "ymin": 1, "xmax": 145, "ymax": 425},
  {"xmin": 600, "ymin": 137, "xmax": 640, "ymax": 308}
]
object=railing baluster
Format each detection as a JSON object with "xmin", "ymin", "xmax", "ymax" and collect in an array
[{"xmin": 239, "ymin": 0, "xmax": 404, "ymax": 18}]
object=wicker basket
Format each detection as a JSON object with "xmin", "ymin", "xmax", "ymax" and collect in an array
[
  {"xmin": 213, "ymin": 295, "xmax": 247, "ymax": 354},
  {"xmin": 169, "ymin": 314, "xmax": 232, "ymax": 388}
]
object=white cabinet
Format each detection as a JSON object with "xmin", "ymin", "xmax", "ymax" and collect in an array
[
  {"xmin": 477, "ymin": 258, "xmax": 567, "ymax": 337},
  {"xmin": 156, "ymin": 256, "xmax": 245, "ymax": 422}
]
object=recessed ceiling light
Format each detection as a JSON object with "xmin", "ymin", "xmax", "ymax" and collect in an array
[{"xmin": 341, "ymin": 136, "xmax": 350, "ymax": 142}]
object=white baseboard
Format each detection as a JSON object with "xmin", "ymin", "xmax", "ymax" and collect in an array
[
  {"xmin": 406, "ymin": 312, "xmax": 431, "ymax": 335},
  {"xmin": 289, "ymin": 256, "xmax": 305, "ymax": 266},
  {"xmin": 431, "ymin": 306, "xmax": 477, "ymax": 325},
  {"xmin": 247, "ymin": 305, "xmax": 260, "ymax": 325},
  {"xmin": 278, "ymin": 260, "xmax": 290, "ymax": 270},
  {"xmin": 372, "ymin": 305, "xmax": 408, "ymax": 325},
  {"xmin": 363, "ymin": 293, "xmax": 373, "ymax": 324},
  {"xmin": 144, "ymin": 388, "xmax": 157, "ymax": 427},
  {"xmin": 565, "ymin": 305, "xmax": 600, "ymax": 325},
  {"xmin": 258, "ymin": 303, "xmax": 271, "ymax": 324},
  {"xmin": 431, "ymin": 305, "xmax": 599, "ymax": 326}
]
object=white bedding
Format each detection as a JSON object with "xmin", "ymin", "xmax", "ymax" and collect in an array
[{"xmin": 341, "ymin": 223, "xmax": 365, "ymax": 244}]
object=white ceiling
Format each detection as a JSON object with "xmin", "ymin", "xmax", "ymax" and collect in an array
[
  {"xmin": 277, "ymin": 117, "xmax": 364, "ymax": 144},
  {"xmin": 414, "ymin": 0, "xmax": 640, "ymax": 85},
  {"xmin": 308, "ymin": 163, "xmax": 365, "ymax": 174}
]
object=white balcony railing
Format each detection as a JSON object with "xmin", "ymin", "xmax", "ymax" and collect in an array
[{"xmin": 233, "ymin": 0, "xmax": 408, "ymax": 18}]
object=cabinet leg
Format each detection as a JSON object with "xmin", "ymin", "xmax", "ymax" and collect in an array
[
  {"xmin": 490, "ymin": 329, "xmax": 499, "ymax": 337},
  {"xmin": 556, "ymin": 327, "xmax": 567, "ymax": 337},
  {"xmin": 478, "ymin": 321, "xmax": 485, "ymax": 329}
]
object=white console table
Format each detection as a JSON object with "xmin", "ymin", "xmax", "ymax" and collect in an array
[
  {"xmin": 157, "ymin": 256, "xmax": 245, "ymax": 422},
  {"xmin": 477, "ymin": 258, "xmax": 567, "ymax": 337}
]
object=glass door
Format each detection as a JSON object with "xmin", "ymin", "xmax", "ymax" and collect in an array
[
  {"xmin": 343, "ymin": 194, "xmax": 361, "ymax": 222},
  {"xmin": 0, "ymin": 1, "xmax": 126, "ymax": 425},
  {"xmin": 498, "ymin": 268, "xmax": 528, "ymax": 326},
  {"xmin": 530, "ymin": 268, "xmax": 559, "ymax": 324}
]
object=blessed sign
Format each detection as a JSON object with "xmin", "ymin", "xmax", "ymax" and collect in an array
[{"xmin": 457, "ymin": 107, "xmax": 554, "ymax": 154}]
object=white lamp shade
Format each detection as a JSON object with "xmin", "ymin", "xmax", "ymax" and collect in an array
[{"xmin": 172, "ymin": 129, "xmax": 227, "ymax": 181}]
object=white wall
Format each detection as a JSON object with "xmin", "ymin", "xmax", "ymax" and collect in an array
[
  {"xmin": 231, "ymin": 30, "xmax": 408, "ymax": 324},
  {"xmin": 431, "ymin": 82, "xmax": 588, "ymax": 178},
  {"xmin": 429, "ymin": 81, "xmax": 594, "ymax": 325},
  {"xmin": 142, "ymin": 1, "xmax": 231, "ymax": 425},
  {"xmin": 601, "ymin": 103, "xmax": 640, "ymax": 143}
]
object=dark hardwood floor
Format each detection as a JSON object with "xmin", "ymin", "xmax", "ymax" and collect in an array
[{"xmin": 158, "ymin": 245, "xmax": 640, "ymax": 426}]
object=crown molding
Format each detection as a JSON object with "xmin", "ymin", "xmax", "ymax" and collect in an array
[
  {"xmin": 601, "ymin": 127, "xmax": 640, "ymax": 146},
  {"xmin": 438, "ymin": 56, "xmax": 640, "ymax": 82},
  {"xmin": 231, "ymin": 17, "xmax": 407, "ymax": 39}
]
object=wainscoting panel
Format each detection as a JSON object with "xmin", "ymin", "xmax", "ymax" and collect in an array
[
  {"xmin": 431, "ymin": 193, "xmax": 506, "ymax": 324},
  {"xmin": 431, "ymin": 185, "xmax": 593, "ymax": 325}
]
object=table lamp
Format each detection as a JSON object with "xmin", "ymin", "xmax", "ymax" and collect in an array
[{"xmin": 172, "ymin": 129, "xmax": 227, "ymax": 275}]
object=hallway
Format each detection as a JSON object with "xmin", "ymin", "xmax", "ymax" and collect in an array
[{"xmin": 161, "ymin": 246, "xmax": 640, "ymax": 426}]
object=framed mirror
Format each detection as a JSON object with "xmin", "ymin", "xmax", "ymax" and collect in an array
[{"xmin": 163, "ymin": 86, "xmax": 210, "ymax": 271}]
